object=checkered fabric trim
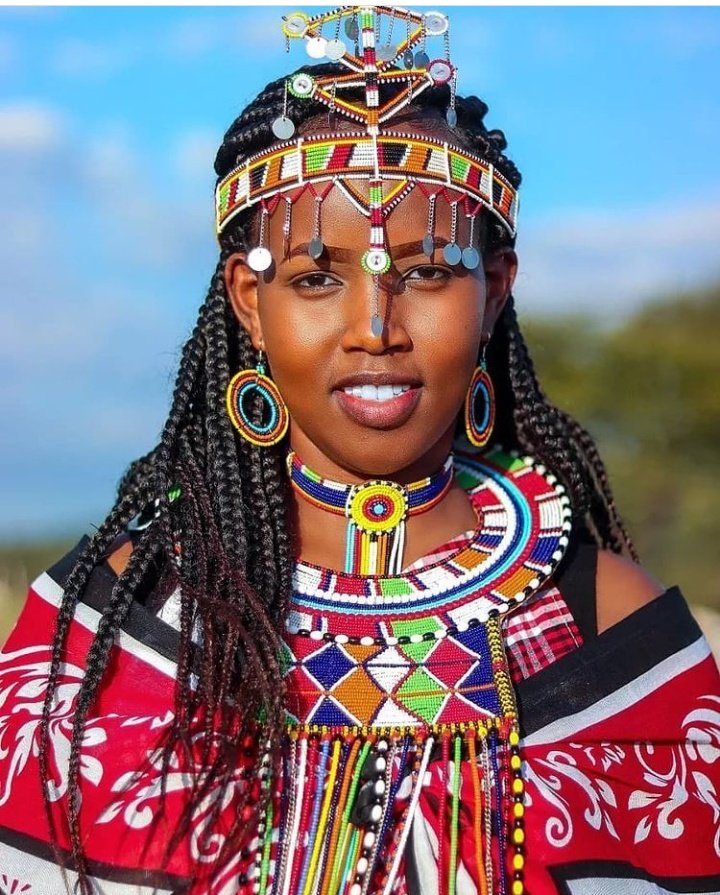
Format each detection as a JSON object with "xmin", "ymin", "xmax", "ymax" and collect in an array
[
  {"xmin": 215, "ymin": 133, "xmax": 519, "ymax": 237},
  {"xmin": 502, "ymin": 584, "xmax": 583, "ymax": 682},
  {"xmin": 405, "ymin": 532, "xmax": 584, "ymax": 683}
]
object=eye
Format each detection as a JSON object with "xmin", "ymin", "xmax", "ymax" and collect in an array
[
  {"xmin": 291, "ymin": 272, "xmax": 342, "ymax": 290},
  {"xmin": 403, "ymin": 265, "xmax": 452, "ymax": 285}
]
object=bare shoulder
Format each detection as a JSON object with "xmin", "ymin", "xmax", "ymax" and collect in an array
[
  {"xmin": 102, "ymin": 533, "xmax": 134, "ymax": 577},
  {"xmin": 595, "ymin": 549, "xmax": 666, "ymax": 633}
]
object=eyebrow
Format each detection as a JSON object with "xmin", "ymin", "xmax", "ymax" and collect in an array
[{"xmin": 283, "ymin": 237, "xmax": 451, "ymax": 264}]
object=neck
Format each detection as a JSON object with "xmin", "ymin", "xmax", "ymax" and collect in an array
[{"xmin": 288, "ymin": 449, "xmax": 479, "ymax": 574}]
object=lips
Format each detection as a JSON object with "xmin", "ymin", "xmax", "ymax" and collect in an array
[{"xmin": 331, "ymin": 372, "xmax": 423, "ymax": 429}]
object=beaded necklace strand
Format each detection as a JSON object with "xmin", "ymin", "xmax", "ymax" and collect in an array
[{"xmin": 287, "ymin": 451, "xmax": 455, "ymax": 575}]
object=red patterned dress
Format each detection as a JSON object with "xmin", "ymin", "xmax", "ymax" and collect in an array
[{"xmin": 0, "ymin": 448, "xmax": 718, "ymax": 895}]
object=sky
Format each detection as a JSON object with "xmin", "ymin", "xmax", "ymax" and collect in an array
[{"xmin": 1, "ymin": 4, "xmax": 720, "ymax": 539}]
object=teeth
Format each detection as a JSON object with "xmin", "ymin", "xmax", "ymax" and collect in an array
[{"xmin": 342, "ymin": 384, "xmax": 412, "ymax": 401}]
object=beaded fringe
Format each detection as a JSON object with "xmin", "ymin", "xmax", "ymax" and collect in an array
[{"xmin": 237, "ymin": 718, "xmax": 525, "ymax": 895}]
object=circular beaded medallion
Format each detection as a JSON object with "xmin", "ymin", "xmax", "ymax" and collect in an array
[
  {"xmin": 424, "ymin": 11, "xmax": 449, "ymax": 35},
  {"xmin": 361, "ymin": 248, "xmax": 392, "ymax": 274},
  {"xmin": 282, "ymin": 11, "xmax": 309, "ymax": 38},
  {"xmin": 347, "ymin": 481, "xmax": 408, "ymax": 533},
  {"xmin": 427, "ymin": 58, "xmax": 455, "ymax": 85},
  {"xmin": 289, "ymin": 73, "xmax": 315, "ymax": 98}
]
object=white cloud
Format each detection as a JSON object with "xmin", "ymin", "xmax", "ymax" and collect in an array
[
  {"xmin": 516, "ymin": 199, "xmax": 720, "ymax": 317},
  {"xmin": 0, "ymin": 100, "xmax": 66, "ymax": 153}
]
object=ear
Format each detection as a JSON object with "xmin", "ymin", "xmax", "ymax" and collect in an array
[
  {"xmin": 483, "ymin": 246, "xmax": 518, "ymax": 334},
  {"xmin": 224, "ymin": 252, "xmax": 264, "ymax": 351}
]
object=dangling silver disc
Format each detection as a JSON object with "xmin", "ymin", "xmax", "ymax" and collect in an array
[
  {"xmin": 247, "ymin": 247, "xmax": 273, "ymax": 272},
  {"xmin": 414, "ymin": 50, "xmax": 430, "ymax": 69},
  {"xmin": 424, "ymin": 12, "xmax": 449, "ymax": 36},
  {"xmin": 428, "ymin": 58, "xmax": 454, "ymax": 85},
  {"xmin": 344, "ymin": 17, "xmax": 359, "ymax": 40},
  {"xmin": 371, "ymin": 315, "xmax": 384, "ymax": 337},
  {"xmin": 272, "ymin": 115, "xmax": 296, "ymax": 140},
  {"xmin": 443, "ymin": 243, "xmax": 462, "ymax": 266},
  {"xmin": 462, "ymin": 246, "xmax": 481, "ymax": 270},
  {"xmin": 308, "ymin": 237, "xmax": 324, "ymax": 260},
  {"xmin": 422, "ymin": 234, "xmax": 435, "ymax": 257},
  {"xmin": 325, "ymin": 38, "xmax": 347, "ymax": 61},
  {"xmin": 403, "ymin": 49, "xmax": 415, "ymax": 69},
  {"xmin": 446, "ymin": 107, "xmax": 458, "ymax": 128},
  {"xmin": 306, "ymin": 36, "xmax": 327, "ymax": 59},
  {"xmin": 376, "ymin": 44, "xmax": 396, "ymax": 63}
]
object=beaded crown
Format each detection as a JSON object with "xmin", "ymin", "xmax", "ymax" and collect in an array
[{"xmin": 215, "ymin": 6, "xmax": 519, "ymax": 334}]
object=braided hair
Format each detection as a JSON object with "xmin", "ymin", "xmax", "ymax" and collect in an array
[{"xmin": 39, "ymin": 63, "xmax": 635, "ymax": 891}]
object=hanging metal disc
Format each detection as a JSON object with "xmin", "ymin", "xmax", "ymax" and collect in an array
[
  {"xmin": 427, "ymin": 58, "xmax": 454, "ymax": 85},
  {"xmin": 247, "ymin": 247, "xmax": 273, "ymax": 272},
  {"xmin": 371, "ymin": 315, "xmax": 384, "ymax": 337},
  {"xmin": 462, "ymin": 246, "xmax": 481, "ymax": 270},
  {"xmin": 422, "ymin": 234, "xmax": 435, "ymax": 257},
  {"xmin": 442, "ymin": 243, "xmax": 462, "ymax": 266},
  {"xmin": 403, "ymin": 49, "xmax": 415, "ymax": 69},
  {"xmin": 376, "ymin": 44, "xmax": 397, "ymax": 63},
  {"xmin": 325, "ymin": 38, "xmax": 347, "ymax": 61},
  {"xmin": 308, "ymin": 237, "xmax": 325, "ymax": 260},
  {"xmin": 446, "ymin": 107, "xmax": 458, "ymax": 128},
  {"xmin": 424, "ymin": 12, "xmax": 449, "ymax": 36},
  {"xmin": 344, "ymin": 16, "xmax": 359, "ymax": 40},
  {"xmin": 271, "ymin": 116, "xmax": 296, "ymax": 140},
  {"xmin": 306, "ymin": 36, "xmax": 328, "ymax": 59},
  {"xmin": 414, "ymin": 50, "xmax": 430, "ymax": 69}
]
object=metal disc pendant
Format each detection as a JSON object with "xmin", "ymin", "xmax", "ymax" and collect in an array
[
  {"xmin": 272, "ymin": 115, "xmax": 295, "ymax": 140},
  {"xmin": 422, "ymin": 234, "xmax": 435, "ymax": 257},
  {"xmin": 325, "ymin": 38, "xmax": 347, "ymax": 61},
  {"xmin": 308, "ymin": 237, "xmax": 324, "ymax": 260},
  {"xmin": 289, "ymin": 73, "xmax": 314, "ymax": 98},
  {"xmin": 424, "ymin": 12, "xmax": 449, "ymax": 36},
  {"xmin": 247, "ymin": 247, "xmax": 272, "ymax": 272},
  {"xmin": 376, "ymin": 44, "xmax": 396, "ymax": 63},
  {"xmin": 443, "ymin": 243, "xmax": 462, "ymax": 266},
  {"xmin": 446, "ymin": 107, "xmax": 458, "ymax": 128},
  {"xmin": 306, "ymin": 36, "xmax": 327, "ymax": 59},
  {"xmin": 403, "ymin": 49, "xmax": 415, "ymax": 69},
  {"xmin": 414, "ymin": 50, "xmax": 429, "ymax": 68},
  {"xmin": 344, "ymin": 17, "xmax": 359, "ymax": 40},
  {"xmin": 371, "ymin": 315, "xmax": 384, "ymax": 337},
  {"xmin": 282, "ymin": 12, "xmax": 309, "ymax": 39},
  {"xmin": 462, "ymin": 246, "xmax": 481, "ymax": 270}
]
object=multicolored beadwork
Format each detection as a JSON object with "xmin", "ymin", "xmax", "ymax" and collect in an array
[
  {"xmin": 287, "ymin": 450, "xmax": 454, "ymax": 576},
  {"xmin": 226, "ymin": 359, "xmax": 290, "ymax": 446},
  {"xmin": 215, "ymin": 5, "xmax": 520, "ymax": 334},
  {"xmin": 465, "ymin": 362, "xmax": 496, "ymax": 448}
]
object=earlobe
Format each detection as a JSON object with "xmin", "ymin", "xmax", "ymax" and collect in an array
[{"xmin": 224, "ymin": 252, "xmax": 264, "ymax": 350}]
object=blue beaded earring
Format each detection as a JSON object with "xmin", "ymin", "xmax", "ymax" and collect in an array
[
  {"xmin": 465, "ymin": 345, "xmax": 495, "ymax": 449},
  {"xmin": 225, "ymin": 350, "xmax": 289, "ymax": 447}
]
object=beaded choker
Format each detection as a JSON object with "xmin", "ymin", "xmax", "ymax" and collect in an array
[{"xmin": 286, "ymin": 451, "xmax": 454, "ymax": 576}]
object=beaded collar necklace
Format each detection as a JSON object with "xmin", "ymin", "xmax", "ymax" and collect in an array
[{"xmin": 286, "ymin": 450, "xmax": 454, "ymax": 576}]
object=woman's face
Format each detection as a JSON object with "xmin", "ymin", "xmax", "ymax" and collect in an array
[{"xmin": 227, "ymin": 133, "xmax": 516, "ymax": 482}]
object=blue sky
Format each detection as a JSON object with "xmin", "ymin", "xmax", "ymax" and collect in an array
[{"xmin": 1, "ymin": 5, "xmax": 720, "ymax": 538}]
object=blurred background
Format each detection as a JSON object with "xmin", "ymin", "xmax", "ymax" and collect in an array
[{"xmin": 1, "ymin": 5, "xmax": 719, "ymax": 649}]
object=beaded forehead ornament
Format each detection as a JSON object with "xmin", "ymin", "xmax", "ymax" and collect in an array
[{"xmin": 215, "ymin": 5, "xmax": 519, "ymax": 336}]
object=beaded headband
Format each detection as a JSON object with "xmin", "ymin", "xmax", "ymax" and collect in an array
[{"xmin": 216, "ymin": 6, "xmax": 519, "ymax": 334}]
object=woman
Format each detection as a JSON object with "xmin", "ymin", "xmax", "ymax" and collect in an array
[{"xmin": 0, "ymin": 7, "xmax": 718, "ymax": 895}]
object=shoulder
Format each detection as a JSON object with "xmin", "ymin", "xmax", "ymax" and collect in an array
[
  {"xmin": 595, "ymin": 549, "xmax": 666, "ymax": 633},
  {"xmin": 102, "ymin": 533, "xmax": 134, "ymax": 577}
]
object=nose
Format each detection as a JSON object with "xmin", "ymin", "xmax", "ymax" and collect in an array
[{"xmin": 339, "ymin": 274, "xmax": 413, "ymax": 354}]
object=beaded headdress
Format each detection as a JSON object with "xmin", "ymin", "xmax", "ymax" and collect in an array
[{"xmin": 215, "ymin": 5, "xmax": 520, "ymax": 336}]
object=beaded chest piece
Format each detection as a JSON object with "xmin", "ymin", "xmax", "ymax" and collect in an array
[
  {"xmin": 215, "ymin": 5, "xmax": 520, "ymax": 336},
  {"xmin": 239, "ymin": 448, "xmax": 571, "ymax": 895}
]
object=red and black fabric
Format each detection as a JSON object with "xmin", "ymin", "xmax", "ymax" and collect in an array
[{"xmin": 0, "ymin": 541, "xmax": 718, "ymax": 894}]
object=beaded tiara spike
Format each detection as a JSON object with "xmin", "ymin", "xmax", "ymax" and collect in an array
[{"xmin": 216, "ymin": 5, "xmax": 520, "ymax": 331}]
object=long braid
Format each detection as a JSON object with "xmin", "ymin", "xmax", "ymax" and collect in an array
[{"xmin": 39, "ymin": 64, "xmax": 635, "ymax": 892}]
